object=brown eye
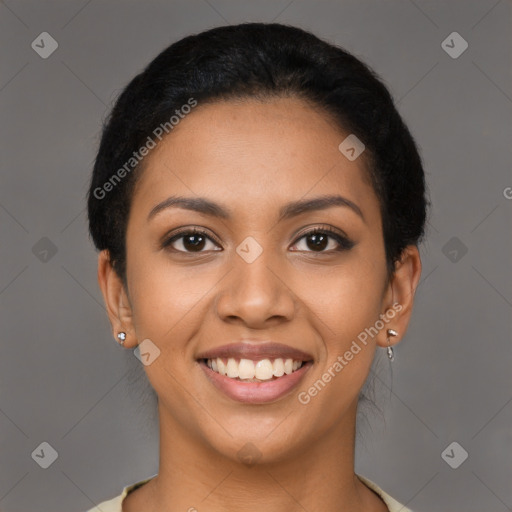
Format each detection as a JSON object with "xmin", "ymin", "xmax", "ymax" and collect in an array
[
  {"xmin": 304, "ymin": 232, "xmax": 329, "ymax": 251},
  {"xmin": 291, "ymin": 228, "xmax": 355, "ymax": 253},
  {"xmin": 162, "ymin": 229, "xmax": 221, "ymax": 253}
]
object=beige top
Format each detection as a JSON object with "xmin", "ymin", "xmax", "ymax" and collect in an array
[{"xmin": 85, "ymin": 473, "xmax": 413, "ymax": 511}]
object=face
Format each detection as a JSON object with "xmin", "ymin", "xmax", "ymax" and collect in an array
[{"xmin": 115, "ymin": 97, "xmax": 399, "ymax": 463}]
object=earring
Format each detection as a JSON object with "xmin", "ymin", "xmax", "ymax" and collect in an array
[
  {"xmin": 117, "ymin": 332, "xmax": 126, "ymax": 346},
  {"xmin": 386, "ymin": 328, "xmax": 398, "ymax": 361}
]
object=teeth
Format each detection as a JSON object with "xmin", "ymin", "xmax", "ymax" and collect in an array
[
  {"xmin": 239, "ymin": 359, "xmax": 255, "ymax": 380},
  {"xmin": 205, "ymin": 357, "xmax": 304, "ymax": 381},
  {"xmin": 255, "ymin": 359, "xmax": 273, "ymax": 380},
  {"xmin": 226, "ymin": 358, "xmax": 239, "ymax": 378},
  {"xmin": 273, "ymin": 358, "xmax": 285, "ymax": 377}
]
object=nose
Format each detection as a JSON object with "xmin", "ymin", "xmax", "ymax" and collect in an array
[{"xmin": 215, "ymin": 248, "xmax": 296, "ymax": 328}]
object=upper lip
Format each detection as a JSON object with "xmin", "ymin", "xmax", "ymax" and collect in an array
[{"xmin": 196, "ymin": 341, "xmax": 314, "ymax": 361}]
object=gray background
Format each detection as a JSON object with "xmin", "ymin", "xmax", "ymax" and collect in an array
[{"xmin": 1, "ymin": 1, "xmax": 511, "ymax": 511}]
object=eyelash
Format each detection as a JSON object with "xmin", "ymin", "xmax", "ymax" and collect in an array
[{"xmin": 161, "ymin": 225, "xmax": 355, "ymax": 254}]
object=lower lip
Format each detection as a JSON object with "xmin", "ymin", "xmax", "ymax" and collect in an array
[{"xmin": 198, "ymin": 360, "xmax": 313, "ymax": 404}]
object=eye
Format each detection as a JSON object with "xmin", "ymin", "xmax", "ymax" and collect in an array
[
  {"xmin": 290, "ymin": 226, "xmax": 355, "ymax": 253},
  {"xmin": 162, "ymin": 226, "xmax": 354, "ymax": 254},
  {"xmin": 162, "ymin": 228, "xmax": 222, "ymax": 253}
]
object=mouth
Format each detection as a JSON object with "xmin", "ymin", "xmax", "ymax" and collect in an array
[
  {"xmin": 200, "ymin": 356, "xmax": 310, "ymax": 382},
  {"xmin": 197, "ymin": 356, "xmax": 313, "ymax": 404}
]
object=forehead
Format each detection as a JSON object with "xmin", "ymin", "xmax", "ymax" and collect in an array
[{"xmin": 132, "ymin": 97, "xmax": 378, "ymax": 221}]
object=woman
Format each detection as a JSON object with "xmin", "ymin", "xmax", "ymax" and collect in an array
[{"xmin": 86, "ymin": 22, "xmax": 426, "ymax": 512}]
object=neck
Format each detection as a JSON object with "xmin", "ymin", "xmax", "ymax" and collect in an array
[{"xmin": 134, "ymin": 400, "xmax": 387, "ymax": 512}]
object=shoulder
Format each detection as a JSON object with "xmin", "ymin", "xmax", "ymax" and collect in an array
[
  {"xmin": 85, "ymin": 476, "xmax": 156, "ymax": 512},
  {"xmin": 85, "ymin": 474, "xmax": 410, "ymax": 512},
  {"xmin": 356, "ymin": 474, "xmax": 414, "ymax": 512}
]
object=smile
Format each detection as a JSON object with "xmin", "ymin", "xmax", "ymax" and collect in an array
[
  {"xmin": 198, "ymin": 358, "xmax": 313, "ymax": 404},
  {"xmin": 204, "ymin": 357, "xmax": 305, "ymax": 381}
]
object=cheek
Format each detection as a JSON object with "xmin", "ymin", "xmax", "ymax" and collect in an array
[
  {"xmin": 293, "ymin": 261, "xmax": 386, "ymax": 425},
  {"xmin": 297, "ymin": 253, "xmax": 386, "ymax": 342},
  {"xmin": 125, "ymin": 248, "xmax": 214, "ymax": 342}
]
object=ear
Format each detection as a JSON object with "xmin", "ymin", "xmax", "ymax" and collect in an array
[
  {"xmin": 377, "ymin": 245, "xmax": 422, "ymax": 349},
  {"xmin": 97, "ymin": 250, "xmax": 136, "ymax": 347}
]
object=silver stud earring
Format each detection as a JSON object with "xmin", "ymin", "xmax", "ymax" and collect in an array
[
  {"xmin": 386, "ymin": 328, "xmax": 398, "ymax": 361},
  {"xmin": 117, "ymin": 332, "xmax": 126, "ymax": 346}
]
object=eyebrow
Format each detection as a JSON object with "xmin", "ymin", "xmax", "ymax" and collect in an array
[{"xmin": 147, "ymin": 194, "xmax": 365, "ymax": 223}]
